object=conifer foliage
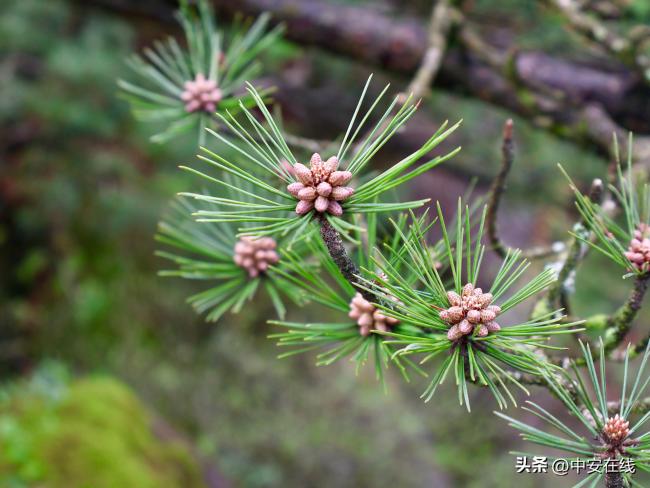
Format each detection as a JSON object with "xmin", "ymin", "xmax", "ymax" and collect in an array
[{"xmin": 121, "ymin": 2, "xmax": 650, "ymax": 486}]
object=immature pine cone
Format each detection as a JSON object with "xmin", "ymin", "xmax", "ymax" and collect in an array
[
  {"xmin": 233, "ymin": 236, "xmax": 279, "ymax": 278},
  {"xmin": 603, "ymin": 414, "xmax": 630, "ymax": 445},
  {"xmin": 348, "ymin": 292, "xmax": 398, "ymax": 337},
  {"xmin": 286, "ymin": 153, "xmax": 354, "ymax": 216},
  {"xmin": 625, "ymin": 223, "xmax": 650, "ymax": 272},
  {"xmin": 440, "ymin": 283, "xmax": 501, "ymax": 341},
  {"xmin": 181, "ymin": 73, "xmax": 222, "ymax": 113}
]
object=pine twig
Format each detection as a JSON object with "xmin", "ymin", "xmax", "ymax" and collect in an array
[
  {"xmin": 605, "ymin": 471, "xmax": 624, "ymax": 488},
  {"xmin": 317, "ymin": 214, "xmax": 373, "ymax": 302},
  {"xmin": 545, "ymin": 0, "xmax": 629, "ymax": 53},
  {"xmin": 545, "ymin": 178, "xmax": 604, "ymax": 311},
  {"xmin": 634, "ymin": 333, "xmax": 650, "ymax": 358},
  {"xmin": 544, "ymin": 0, "xmax": 650, "ymax": 82},
  {"xmin": 483, "ymin": 118, "xmax": 565, "ymax": 261},
  {"xmin": 604, "ymin": 273, "xmax": 650, "ymax": 355},
  {"xmin": 607, "ymin": 397, "xmax": 650, "ymax": 416},
  {"xmin": 397, "ymin": 0, "xmax": 455, "ymax": 103},
  {"xmin": 486, "ymin": 118, "xmax": 515, "ymax": 259},
  {"xmin": 467, "ymin": 366, "xmax": 582, "ymax": 405},
  {"xmin": 354, "ymin": 0, "xmax": 456, "ymax": 152},
  {"xmin": 484, "ymin": 119, "xmax": 565, "ymax": 261}
]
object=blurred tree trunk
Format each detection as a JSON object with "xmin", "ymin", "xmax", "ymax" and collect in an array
[{"xmin": 80, "ymin": 0, "xmax": 650, "ymax": 163}]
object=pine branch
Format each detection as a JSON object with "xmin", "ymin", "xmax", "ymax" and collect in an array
[
  {"xmin": 545, "ymin": 178, "xmax": 604, "ymax": 312},
  {"xmin": 89, "ymin": 0, "xmax": 650, "ymax": 163},
  {"xmin": 604, "ymin": 273, "xmax": 650, "ymax": 355},
  {"xmin": 634, "ymin": 333, "xmax": 650, "ymax": 358},
  {"xmin": 486, "ymin": 119, "xmax": 515, "ymax": 259},
  {"xmin": 485, "ymin": 119, "xmax": 570, "ymax": 261},
  {"xmin": 357, "ymin": 0, "xmax": 456, "ymax": 151},
  {"xmin": 605, "ymin": 471, "xmax": 624, "ymax": 488},
  {"xmin": 467, "ymin": 365, "xmax": 582, "ymax": 406},
  {"xmin": 397, "ymin": 0, "xmax": 455, "ymax": 103},
  {"xmin": 607, "ymin": 397, "xmax": 650, "ymax": 416},
  {"xmin": 544, "ymin": 0, "xmax": 650, "ymax": 83},
  {"xmin": 317, "ymin": 214, "xmax": 373, "ymax": 302}
]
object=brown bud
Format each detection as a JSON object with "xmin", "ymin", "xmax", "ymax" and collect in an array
[
  {"xmin": 459, "ymin": 319, "xmax": 473, "ymax": 335},
  {"xmin": 481, "ymin": 309, "xmax": 496, "ymax": 323},
  {"xmin": 603, "ymin": 414, "xmax": 630, "ymax": 444},
  {"xmin": 294, "ymin": 163, "xmax": 313, "ymax": 185},
  {"xmin": 315, "ymin": 195, "xmax": 330, "ymax": 212},
  {"xmin": 358, "ymin": 313, "xmax": 373, "ymax": 328},
  {"xmin": 447, "ymin": 291, "xmax": 462, "ymax": 307},
  {"xmin": 323, "ymin": 156, "xmax": 339, "ymax": 173},
  {"xmin": 287, "ymin": 182, "xmax": 304, "ymax": 197},
  {"xmin": 297, "ymin": 187, "xmax": 317, "ymax": 201},
  {"xmin": 445, "ymin": 306, "xmax": 464, "ymax": 323},
  {"xmin": 331, "ymin": 186, "xmax": 354, "ymax": 201},
  {"xmin": 234, "ymin": 236, "xmax": 280, "ymax": 277},
  {"xmin": 328, "ymin": 170, "xmax": 352, "ymax": 186},
  {"xmin": 485, "ymin": 321, "xmax": 501, "ymax": 332},
  {"xmin": 466, "ymin": 310, "xmax": 482, "ymax": 324},
  {"xmin": 462, "ymin": 283, "xmax": 474, "ymax": 297},
  {"xmin": 295, "ymin": 200, "xmax": 314, "ymax": 215},
  {"xmin": 478, "ymin": 292, "xmax": 493, "ymax": 307},
  {"xmin": 447, "ymin": 324, "xmax": 463, "ymax": 341},
  {"xmin": 327, "ymin": 200, "xmax": 343, "ymax": 216},
  {"xmin": 316, "ymin": 182, "xmax": 332, "ymax": 197},
  {"xmin": 309, "ymin": 153, "xmax": 322, "ymax": 167},
  {"xmin": 487, "ymin": 305, "xmax": 501, "ymax": 315}
]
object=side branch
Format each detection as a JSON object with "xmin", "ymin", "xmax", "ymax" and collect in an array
[
  {"xmin": 604, "ymin": 273, "xmax": 650, "ymax": 354},
  {"xmin": 605, "ymin": 471, "xmax": 624, "ymax": 488},
  {"xmin": 400, "ymin": 0, "xmax": 454, "ymax": 102},
  {"xmin": 317, "ymin": 215, "xmax": 373, "ymax": 301},
  {"xmin": 486, "ymin": 119, "xmax": 514, "ymax": 259},
  {"xmin": 545, "ymin": 178, "xmax": 604, "ymax": 313},
  {"xmin": 607, "ymin": 397, "xmax": 650, "ymax": 416},
  {"xmin": 544, "ymin": 0, "xmax": 650, "ymax": 81}
]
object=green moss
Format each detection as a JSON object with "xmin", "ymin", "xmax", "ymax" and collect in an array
[{"xmin": 0, "ymin": 375, "xmax": 206, "ymax": 488}]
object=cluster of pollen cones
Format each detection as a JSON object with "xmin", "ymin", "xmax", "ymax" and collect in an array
[
  {"xmin": 440, "ymin": 283, "xmax": 501, "ymax": 341},
  {"xmin": 181, "ymin": 73, "xmax": 222, "ymax": 113},
  {"xmin": 348, "ymin": 292, "xmax": 398, "ymax": 336},
  {"xmin": 233, "ymin": 236, "xmax": 279, "ymax": 278},
  {"xmin": 625, "ymin": 223, "xmax": 650, "ymax": 272},
  {"xmin": 603, "ymin": 414, "xmax": 630, "ymax": 445},
  {"xmin": 287, "ymin": 153, "xmax": 354, "ymax": 216}
]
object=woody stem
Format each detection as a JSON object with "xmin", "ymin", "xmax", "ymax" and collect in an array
[
  {"xmin": 604, "ymin": 273, "xmax": 650, "ymax": 355},
  {"xmin": 605, "ymin": 470, "xmax": 624, "ymax": 488},
  {"xmin": 317, "ymin": 214, "xmax": 374, "ymax": 302}
]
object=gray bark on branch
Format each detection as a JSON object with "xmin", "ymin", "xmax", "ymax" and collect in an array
[
  {"xmin": 206, "ymin": 0, "xmax": 650, "ymax": 164},
  {"xmin": 81, "ymin": 0, "xmax": 650, "ymax": 163}
]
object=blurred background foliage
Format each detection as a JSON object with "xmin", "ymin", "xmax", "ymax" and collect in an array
[{"xmin": 2, "ymin": 0, "xmax": 650, "ymax": 486}]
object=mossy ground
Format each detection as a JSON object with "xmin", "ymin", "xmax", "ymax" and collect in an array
[{"xmin": 0, "ymin": 367, "xmax": 205, "ymax": 488}]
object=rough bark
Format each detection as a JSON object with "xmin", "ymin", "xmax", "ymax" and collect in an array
[
  {"xmin": 605, "ymin": 470, "xmax": 624, "ymax": 488},
  {"xmin": 318, "ymin": 215, "xmax": 373, "ymax": 301},
  {"xmin": 605, "ymin": 273, "xmax": 650, "ymax": 354}
]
